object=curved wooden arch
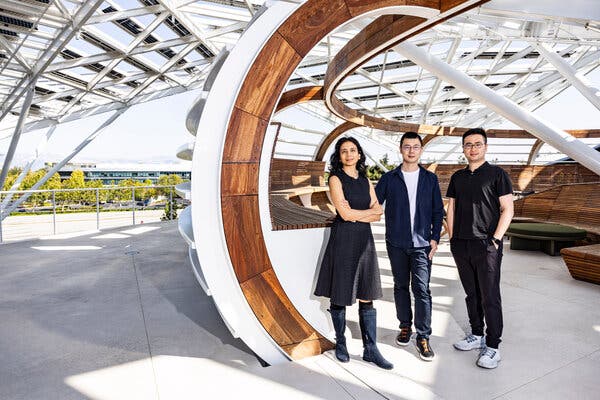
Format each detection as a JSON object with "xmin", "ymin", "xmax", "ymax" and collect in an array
[
  {"xmin": 528, "ymin": 139, "xmax": 545, "ymax": 165},
  {"xmin": 276, "ymin": 85, "xmax": 323, "ymax": 113},
  {"xmin": 315, "ymin": 121, "xmax": 361, "ymax": 160},
  {"xmin": 220, "ymin": 0, "xmax": 482, "ymax": 360}
]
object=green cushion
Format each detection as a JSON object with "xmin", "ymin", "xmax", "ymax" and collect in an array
[{"xmin": 508, "ymin": 223, "xmax": 586, "ymax": 238}]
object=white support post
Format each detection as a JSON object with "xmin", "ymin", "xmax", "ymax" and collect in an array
[
  {"xmin": 0, "ymin": 109, "xmax": 127, "ymax": 221},
  {"xmin": 534, "ymin": 43, "xmax": 600, "ymax": 112},
  {"xmin": 395, "ymin": 42, "xmax": 600, "ymax": 175},
  {"xmin": 0, "ymin": 125, "xmax": 58, "ymax": 210},
  {"xmin": 0, "ymin": 83, "xmax": 37, "ymax": 190}
]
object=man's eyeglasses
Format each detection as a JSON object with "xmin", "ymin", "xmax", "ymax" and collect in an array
[
  {"xmin": 401, "ymin": 145, "xmax": 422, "ymax": 152},
  {"xmin": 462, "ymin": 142, "xmax": 485, "ymax": 150}
]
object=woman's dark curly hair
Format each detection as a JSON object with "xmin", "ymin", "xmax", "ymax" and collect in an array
[{"xmin": 329, "ymin": 136, "xmax": 367, "ymax": 176}]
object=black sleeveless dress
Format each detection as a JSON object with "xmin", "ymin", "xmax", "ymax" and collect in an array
[{"xmin": 314, "ymin": 170, "xmax": 383, "ymax": 306}]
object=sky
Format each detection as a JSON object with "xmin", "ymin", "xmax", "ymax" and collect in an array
[{"xmin": 1, "ymin": 68, "xmax": 599, "ymax": 170}]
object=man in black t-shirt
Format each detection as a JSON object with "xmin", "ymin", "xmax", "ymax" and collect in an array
[{"xmin": 446, "ymin": 128, "xmax": 514, "ymax": 369}]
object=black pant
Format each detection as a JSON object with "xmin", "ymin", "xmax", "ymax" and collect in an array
[
  {"xmin": 450, "ymin": 238, "xmax": 503, "ymax": 348},
  {"xmin": 387, "ymin": 243, "xmax": 432, "ymax": 339}
]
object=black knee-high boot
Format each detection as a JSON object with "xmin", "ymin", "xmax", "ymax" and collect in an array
[
  {"xmin": 329, "ymin": 305, "xmax": 349, "ymax": 362},
  {"xmin": 359, "ymin": 305, "xmax": 393, "ymax": 370}
]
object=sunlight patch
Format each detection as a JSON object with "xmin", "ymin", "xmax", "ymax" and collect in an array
[
  {"xmin": 92, "ymin": 233, "xmax": 130, "ymax": 239},
  {"xmin": 31, "ymin": 245, "xmax": 102, "ymax": 251},
  {"xmin": 120, "ymin": 226, "xmax": 160, "ymax": 235}
]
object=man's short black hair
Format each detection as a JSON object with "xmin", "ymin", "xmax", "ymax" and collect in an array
[
  {"xmin": 400, "ymin": 131, "xmax": 423, "ymax": 146},
  {"xmin": 462, "ymin": 127, "xmax": 487, "ymax": 144}
]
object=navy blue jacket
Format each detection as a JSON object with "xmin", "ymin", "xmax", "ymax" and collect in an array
[{"xmin": 375, "ymin": 165, "xmax": 444, "ymax": 248}]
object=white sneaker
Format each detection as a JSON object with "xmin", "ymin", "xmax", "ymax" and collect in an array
[
  {"xmin": 477, "ymin": 347, "xmax": 501, "ymax": 369},
  {"xmin": 453, "ymin": 334, "xmax": 485, "ymax": 351}
]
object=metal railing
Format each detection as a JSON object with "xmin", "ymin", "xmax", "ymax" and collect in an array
[{"xmin": 0, "ymin": 185, "xmax": 182, "ymax": 243}]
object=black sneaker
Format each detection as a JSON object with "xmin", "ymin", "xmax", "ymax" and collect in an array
[
  {"xmin": 416, "ymin": 338, "xmax": 434, "ymax": 361},
  {"xmin": 395, "ymin": 327, "xmax": 412, "ymax": 346}
]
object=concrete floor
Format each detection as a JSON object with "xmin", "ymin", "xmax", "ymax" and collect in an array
[{"xmin": 1, "ymin": 221, "xmax": 598, "ymax": 399}]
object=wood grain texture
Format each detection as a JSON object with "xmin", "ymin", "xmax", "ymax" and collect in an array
[
  {"xmin": 316, "ymin": 121, "xmax": 361, "ymax": 160},
  {"xmin": 221, "ymin": 163, "xmax": 259, "ymax": 196},
  {"xmin": 278, "ymin": 0, "xmax": 351, "ymax": 56},
  {"xmin": 427, "ymin": 163, "xmax": 600, "ymax": 195},
  {"xmin": 270, "ymin": 158, "xmax": 326, "ymax": 190},
  {"xmin": 235, "ymin": 32, "xmax": 302, "ymax": 119},
  {"xmin": 345, "ymin": 0, "xmax": 440, "ymax": 17},
  {"xmin": 223, "ymin": 107, "xmax": 269, "ymax": 163},
  {"xmin": 221, "ymin": 195, "xmax": 271, "ymax": 282},
  {"xmin": 270, "ymin": 195, "xmax": 334, "ymax": 231},
  {"xmin": 219, "ymin": 0, "xmax": 496, "ymax": 360},
  {"xmin": 561, "ymin": 244, "xmax": 600, "ymax": 285},
  {"xmin": 241, "ymin": 269, "xmax": 333, "ymax": 357},
  {"xmin": 276, "ymin": 86, "xmax": 324, "ymax": 113},
  {"xmin": 282, "ymin": 338, "xmax": 335, "ymax": 359},
  {"xmin": 512, "ymin": 183, "xmax": 600, "ymax": 235}
]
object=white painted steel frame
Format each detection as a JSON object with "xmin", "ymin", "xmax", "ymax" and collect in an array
[{"xmin": 394, "ymin": 41, "xmax": 600, "ymax": 175}]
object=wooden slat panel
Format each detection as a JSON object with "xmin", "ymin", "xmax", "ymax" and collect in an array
[
  {"xmin": 270, "ymin": 158, "xmax": 326, "ymax": 190},
  {"xmin": 221, "ymin": 195, "xmax": 271, "ymax": 282},
  {"xmin": 235, "ymin": 32, "xmax": 302, "ymax": 119},
  {"xmin": 562, "ymin": 252, "xmax": 600, "ymax": 285},
  {"xmin": 223, "ymin": 107, "xmax": 268, "ymax": 163},
  {"xmin": 241, "ymin": 269, "xmax": 332, "ymax": 356},
  {"xmin": 270, "ymin": 195, "xmax": 334, "ymax": 230},
  {"xmin": 222, "ymin": 163, "xmax": 259, "ymax": 196},
  {"xmin": 278, "ymin": 0, "xmax": 351, "ymax": 56},
  {"xmin": 427, "ymin": 164, "xmax": 600, "ymax": 196}
]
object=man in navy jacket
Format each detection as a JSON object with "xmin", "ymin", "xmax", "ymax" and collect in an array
[{"xmin": 375, "ymin": 132, "xmax": 444, "ymax": 361}]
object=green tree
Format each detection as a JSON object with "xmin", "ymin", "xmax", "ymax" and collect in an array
[
  {"xmin": 156, "ymin": 174, "xmax": 184, "ymax": 197},
  {"xmin": 366, "ymin": 154, "xmax": 397, "ymax": 181},
  {"xmin": 1, "ymin": 167, "xmax": 22, "ymax": 191},
  {"xmin": 161, "ymin": 198, "xmax": 178, "ymax": 220},
  {"xmin": 84, "ymin": 179, "xmax": 105, "ymax": 204},
  {"xmin": 40, "ymin": 172, "xmax": 62, "ymax": 206},
  {"xmin": 59, "ymin": 170, "xmax": 86, "ymax": 208},
  {"xmin": 21, "ymin": 169, "xmax": 48, "ymax": 206}
]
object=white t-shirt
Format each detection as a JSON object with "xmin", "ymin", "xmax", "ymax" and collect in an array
[{"xmin": 402, "ymin": 168, "xmax": 420, "ymax": 244}]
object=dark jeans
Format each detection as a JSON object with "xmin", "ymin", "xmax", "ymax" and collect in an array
[
  {"xmin": 387, "ymin": 243, "xmax": 432, "ymax": 339},
  {"xmin": 450, "ymin": 238, "xmax": 503, "ymax": 349}
]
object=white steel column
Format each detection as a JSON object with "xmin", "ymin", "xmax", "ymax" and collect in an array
[
  {"xmin": 0, "ymin": 125, "xmax": 58, "ymax": 209},
  {"xmin": 0, "ymin": 84, "xmax": 36, "ymax": 190},
  {"xmin": 534, "ymin": 43, "xmax": 600, "ymax": 112},
  {"xmin": 0, "ymin": 110, "xmax": 126, "ymax": 220},
  {"xmin": 395, "ymin": 42, "xmax": 600, "ymax": 175}
]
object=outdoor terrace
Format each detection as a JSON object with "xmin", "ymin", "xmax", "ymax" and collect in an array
[{"xmin": 1, "ymin": 220, "xmax": 598, "ymax": 399}]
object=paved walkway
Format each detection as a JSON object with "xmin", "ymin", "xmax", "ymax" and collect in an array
[{"xmin": 1, "ymin": 221, "xmax": 598, "ymax": 399}]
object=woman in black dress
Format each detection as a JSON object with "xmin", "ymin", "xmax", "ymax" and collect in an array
[{"xmin": 314, "ymin": 137, "xmax": 393, "ymax": 370}]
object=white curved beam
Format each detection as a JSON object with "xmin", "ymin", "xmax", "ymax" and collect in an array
[
  {"xmin": 395, "ymin": 41, "xmax": 600, "ymax": 175},
  {"xmin": 191, "ymin": 1, "xmax": 299, "ymax": 365}
]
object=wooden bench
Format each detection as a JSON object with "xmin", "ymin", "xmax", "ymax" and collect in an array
[
  {"xmin": 427, "ymin": 163, "xmax": 599, "ymax": 197},
  {"xmin": 269, "ymin": 158, "xmax": 334, "ymax": 230},
  {"xmin": 560, "ymin": 244, "xmax": 600, "ymax": 285},
  {"xmin": 270, "ymin": 195, "xmax": 334, "ymax": 230},
  {"xmin": 506, "ymin": 222, "xmax": 587, "ymax": 256},
  {"xmin": 512, "ymin": 182, "xmax": 600, "ymax": 238}
]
